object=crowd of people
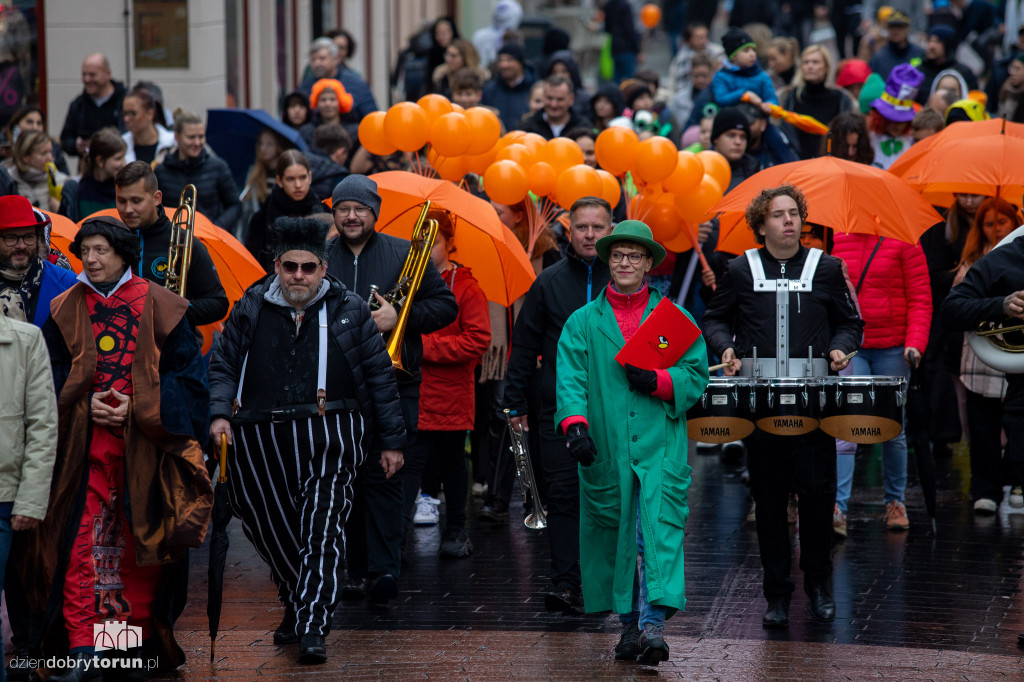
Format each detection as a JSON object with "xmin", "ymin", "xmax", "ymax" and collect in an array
[{"xmin": 1, "ymin": 0, "xmax": 1024, "ymax": 677}]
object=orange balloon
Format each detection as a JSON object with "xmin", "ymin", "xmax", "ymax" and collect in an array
[
  {"xmin": 634, "ymin": 136, "xmax": 678, "ymax": 184},
  {"xmin": 640, "ymin": 3, "xmax": 662, "ymax": 29},
  {"xmin": 483, "ymin": 160, "xmax": 529, "ymax": 206},
  {"xmin": 541, "ymin": 138, "xmax": 585, "ymax": 176},
  {"xmin": 417, "ymin": 94, "xmax": 453, "ymax": 128},
  {"xmin": 662, "ymin": 151, "xmax": 704, "ymax": 194},
  {"xmin": 495, "ymin": 143, "xmax": 535, "ymax": 168},
  {"xmin": 644, "ymin": 198, "xmax": 682, "ymax": 244},
  {"xmin": 433, "ymin": 154, "xmax": 467, "ymax": 182},
  {"xmin": 595, "ymin": 127, "xmax": 639, "ymax": 176},
  {"xmin": 358, "ymin": 111, "xmax": 397, "ymax": 156},
  {"xmin": 430, "ymin": 112, "xmax": 472, "ymax": 157},
  {"xmin": 662, "ymin": 220, "xmax": 696, "ymax": 252},
  {"xmin": 464, "ymin": 107, "xmax": 501, "ymax": 155},
  {"xmin": 555, "ymin": 164, "xmax": 603, "ymax": 210},
  {"xmin": 450, "ymin": 103, "xmax": 464, "ymax": 112},
  {"xmin": 384, "ymin": 102, "xmax": 429, "ymax": 152},
  {"xmin": 518, "ymin": 132, "xmax": 547, "ymax": 159},
  {"xmin": 596, "ymin": 169, "xmax": 621, "ymax": 208},
  {"xmin": 463, "ymin": 146, "xmax": 497, "ymax": 175},
  {"xmin": 529, "ymin": 161, "xmax": 558, "ymax": 197},
  {"xmin": 676, "ymin": 175, "xmax": 724, "ymax": 224},
  {"xmin": 696, "ymin": 150, "xmax": 732, "ymax": 192}
]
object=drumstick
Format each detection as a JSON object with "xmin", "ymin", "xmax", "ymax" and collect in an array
[
  {"xmin": 708, "ymin": 361, "xmax": 731, "ymax": 372},
  {"xmin": 837, "ymin": 350, "xmax": 858, "ymax": 365}
]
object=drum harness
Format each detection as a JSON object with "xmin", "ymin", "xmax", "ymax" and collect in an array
[{"xmin": 742, "ymin": 247, "xmax": 828, "ymax": 379}]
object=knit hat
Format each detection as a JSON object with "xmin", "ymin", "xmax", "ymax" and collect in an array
[
  {"xmin": 711, "ymin": 106, "xmax": 750, "ymax": 142},
  {"xmin": 836, "ymin": 59, "xmax": 872, "ymax": 88},
  {"xmin": 928, "ymin": 24, "xmax": 957, "ymax": 59},
  {"xmin": 595, "ymin": 220, "xmax": 666, "ymax": 266},
  {"xmin": 72, "ymin": 215, "xmax": 140, "ymax": 268},
  {"xmin": 272, "ymin": 217, "xmax": 330, "ymax": 260},
  {"xmin": 331, "ymin": 174, "xmax": 382, "ymax": 218},
  {"xmin": 871, "ymin": 63, "xmax": 923, "ymax": 122},
  {"xmin": 497, "ymin": 43, "xmax": 526, "ymax": 66},
  {"xmin": 309, "ymin": 78, "xmax": 354, "ymax": 114},
  {"xmin": 722, "ymin": 28, "xmax": 755, "ymax": 61},
  {"xmin": 0, "ymin": 195, "xmax": 40, "ymax": 231}
]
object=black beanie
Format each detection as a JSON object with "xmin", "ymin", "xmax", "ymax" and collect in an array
[
  {"xmin": 711, "ymin": 106, "xmax": 750, "ymax": 142},
  {"xmin": 498, "ymin": 43, "xmax": 526, "ymax": 66},
  {"xmin": 928, "ymin": 24, "xmax": 957, "ymax": 60},
  {"xmin": 722, "ymin": 28, "xmax": 755, "ymax": 60}
]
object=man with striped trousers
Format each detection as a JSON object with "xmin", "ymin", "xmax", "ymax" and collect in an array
[{"xmin": 209, "ymin": 217, "xmax": 406, "ymax": 664}]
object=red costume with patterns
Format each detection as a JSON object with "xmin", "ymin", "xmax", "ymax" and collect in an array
[{"xmin": 63, "ymin": 276, "xmax": 162, "ymax": 649}]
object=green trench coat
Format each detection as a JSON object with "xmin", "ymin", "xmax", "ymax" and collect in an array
[{"xmin": 554, "ymin": 287, "xmax": 709, "ymax": 615}]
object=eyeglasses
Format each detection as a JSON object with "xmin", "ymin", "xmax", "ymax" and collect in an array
[
  {"xmin": 1, "ymin": 233, "xmax": 37, "ymax": 247},
  {"xmin": 280, "ymin": 260, "xmax": 320, "ymax": 274},
  {"xmin": 335, "ymin": 205, "xmax": 371, "ymax": 217},
  {"xmin": 609, "ymin": 250, "xmax": 645, "ymax": 264}
]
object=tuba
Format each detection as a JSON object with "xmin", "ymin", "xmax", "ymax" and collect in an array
[
  {"xmin": 165, "ymin": 184, "xmax": 197, "ymax": 296},
  {"xmin": 965, "ymin": 228, "xmax": 1024, "ymax": 374},
  {"xmin": 370, "ymin": 201, "xmax": 438, "ymax": 379},
  {"xmin": 503, "ymin": 409, "xmax": 548, "ymax": 530}
]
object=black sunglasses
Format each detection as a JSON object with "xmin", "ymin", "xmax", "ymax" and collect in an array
[{"xmin": 280, "ymin": 260, "xmax": 320, "ymax": 274}]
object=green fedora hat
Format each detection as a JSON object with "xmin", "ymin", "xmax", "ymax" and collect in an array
[{"xmin": 595, "ymin": 219, "xmax": 667, "ymax": 266}]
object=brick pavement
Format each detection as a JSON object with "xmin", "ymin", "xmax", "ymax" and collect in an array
[{"xmin": 160, "ymin": 443, "xmax": 1024, "ymax": 680}]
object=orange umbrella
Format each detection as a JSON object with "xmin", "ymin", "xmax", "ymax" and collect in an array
[
  {"xmin": 709, "ymin": 156, "xmax": 943, "ymax": 253},
  {"xmin": 75, "ymin": 208, "xmax": 265, "ymax": 352},
  {"xmin": 369, "ymin": 171, "xmax": 536, "ymax": 306},
  {"xmin": 742, "ymin": 94, "xmax": 829, "ymax": 135},
  {"xmin": 888, "ymin": 118, "xmax": 1024, "ymax": 207},
  {"xmin": 43, "ymin": 211, "xmax": 82, "ymax": 271}
]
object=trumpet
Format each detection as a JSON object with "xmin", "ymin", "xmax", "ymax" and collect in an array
[
  {"xmin": 503, "ymin": 409, "xmax": 547, "ymax": 530},
  {"xmin": 165, "ymin": 184, "xmax": 197, "ymax": 296}
]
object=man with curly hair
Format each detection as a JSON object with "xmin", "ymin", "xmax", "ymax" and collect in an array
[{"xmin": 702, "ymin": 184, "xmax": 863, "ymax": 630}]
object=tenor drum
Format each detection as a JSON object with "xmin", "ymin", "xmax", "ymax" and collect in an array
[
  {"xmin": 819, "ymin": 376, "xmax": 907, "ymax": 444},
  {"xmin": 687, "ymin": 377, "xmax": 755, "ymax": 443},
  {"xmin": 754, "ymin": 377, "xmax": 823, "ymax": 436}
]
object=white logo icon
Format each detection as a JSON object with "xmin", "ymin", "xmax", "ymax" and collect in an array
[{"xmin": 93, "ymin": 621, "xmax": 142, "ymax": 651}]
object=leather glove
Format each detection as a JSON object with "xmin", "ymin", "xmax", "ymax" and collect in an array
[
  {"xmin": 565, "ymin": 423, "xmax": 597, "ymax": 466},
  {"xmin": 625, "ymin": 363, "xmax": 658, "ymax": 395}
]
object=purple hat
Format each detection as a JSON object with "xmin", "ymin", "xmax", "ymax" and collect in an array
[{"xmin": 871, "ymin": 63, "xmax": 923, "ymax": 123}]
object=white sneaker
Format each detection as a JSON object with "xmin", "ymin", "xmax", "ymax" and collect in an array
[
  {"xmin": 1010, "ymin": 487, "xmax": 1024, "ymax": 509},
  {"xmin": 973, "ymin": 498, "xmax": 998, "ymax": 514},
  {"xmin": 472, "ymin": 482, "xmax": 488, "ymax": 498},
  {"xmin": 414, "ymin": 494, "xmax": 440, "ymax": 525}
]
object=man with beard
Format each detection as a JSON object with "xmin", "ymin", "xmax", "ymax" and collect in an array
[
  {"xmin": 209, "ymin": 218, "xmax": 406, "ymax": 664},
  {"xmin": 114, "ymin": 161, "xmax": 228, "ymax": 327},
  {"xmin": 25, "ymin": 215, "xmax": 212, "ymax": 681},
  {"xmin": 324, "ymin": 175, "xmax": 457, "ymax": 603}
]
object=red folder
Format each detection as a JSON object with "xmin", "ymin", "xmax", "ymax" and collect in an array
[{"xmin": 614, "ymin": 298, "xmax": 702, "ymax": 370}]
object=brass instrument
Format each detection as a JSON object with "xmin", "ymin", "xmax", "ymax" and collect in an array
[
  {"xmin": 503, "ymin": 409, "xmax": 548, "ymax": 530},
  {"xmin": 165, "ymin": 184, "xmax": 197, "ymax": 296},
  {"xmin": 967, "ymin": 320, "xmax": 1024, "ymax": 373},
  {"xmin": 370, "ymin": 202, "xmax": 438, "ymax": 379}
]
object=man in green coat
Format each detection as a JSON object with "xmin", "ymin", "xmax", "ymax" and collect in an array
[{"xmin": 554, "ymin": 220, "xmax": 709, "ymax": 666}]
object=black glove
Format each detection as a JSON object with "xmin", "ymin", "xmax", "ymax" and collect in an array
[
  {"xmin": 625, "ymin": 363, "xmax": 658, "ymax": 395},
  {"xmin": 565, "ymin": 423, "xmax": 597, "ymax": 466}
]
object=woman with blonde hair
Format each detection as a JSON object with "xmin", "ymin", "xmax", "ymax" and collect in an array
[
  {"xmin": 2, "ymin": 130, "xmax": 67, "ymax": 211},
  {"xmin": 432, "ymin": 38, "xmax": 488, "ymax": 97},
  {"xmin": 779, "ymin": 44, "xmax": 855, "ymax": 159}
]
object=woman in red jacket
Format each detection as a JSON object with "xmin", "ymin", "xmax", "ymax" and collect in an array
[
  {"xmin": 412, "ymin": 210, "xmax": 491, "ymax": 557},
  {"xmin": 831, "ymin": 231, "xmax": 932, "ymax": 532}
]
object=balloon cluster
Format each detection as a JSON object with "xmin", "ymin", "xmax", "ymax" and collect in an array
[{"xmin": 594, "ymin": 127, "xmax": 730, "ymax": 251}]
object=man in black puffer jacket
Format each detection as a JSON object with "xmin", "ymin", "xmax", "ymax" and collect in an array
[
  {"xmin": 324, "ymin": 174, "xmax": 457, "ymax": 604},
  {"xmin": 115, "ymin": 161, "xmax": 228, "ymax": 327},
  {"xmin": 210, "ymin": 217, "xmax": 405, "ymax": 665}
]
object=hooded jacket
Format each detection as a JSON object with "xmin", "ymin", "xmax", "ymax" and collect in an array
[
  {"xmin": 543, "ymin": 50, "xmax": 592, "ymax": 117},
  {"xmin": 155, "ymin": 148, "xmax": 241, "ymax": 229},
  {"xmin": 418, "ymin": 264, "xmax": 491, "ymax": 431},
  {"xmin": 482, "ymin": 67, "xmax": 539, "ymax": 133},
  {"xmin": 711, "ymin": 60, "xmax": 779, "ymax": 108}
]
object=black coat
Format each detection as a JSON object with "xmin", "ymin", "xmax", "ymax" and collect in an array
[
  {"xmin": 135, "ymin": 212, "xmax": 229, "ymax": 327},
  {"xmin": 155, "ymin": 149, "xmax": 241, "ymax": 229},
  {"xmin": 245, "ymin": 185, "xmax": 329, "ymax": 273},
  {"xmin": 942, "ymin": 236, "xmax": 1024, "ymax": 410},
  {"xmin": 59, "ymin": 81, "xmax": 127, "ymax": 156},
  {"xmin": 518, "ymin": 108, "xmax": 593, "ymax": 139},
  {"xmin": 306, "ymin": 151, "xmax": 349, "ymax": 203},
  {"xmin": 702, "ymin": 244, "xmax": 863, "ymax": 364},
  {"xmin": 505, "ymin": 245, "xmax": 611, "ymax": 418},
  {"xmin": 208, "ymin": 275, "xmax": 406, "ymax": 450},
  {"xmin": 324, "ymin": 231, "xmax": 458, "ymax": 398}
]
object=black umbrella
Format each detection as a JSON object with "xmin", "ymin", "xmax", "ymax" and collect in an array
[
  {"xmin": 906, "ymin": 365, "xmax": 937, "ymax": 533},
  {"xmin": 208, "ymin": 435, "xmax": 232, "ymax": 661}
]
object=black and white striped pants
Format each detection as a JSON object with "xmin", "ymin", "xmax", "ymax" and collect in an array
[{"xmin": 228, "ymin": 411, "xmax": 365, "ymax": 638}]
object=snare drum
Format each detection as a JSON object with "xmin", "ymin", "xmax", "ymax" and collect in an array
[
  {"xmin": 819, "ymin": 376, "xmax": 907, "ymax": 444},
  {"xmin": 687, "ymin": 377, "xmax": 755, "ymax": 443},
  {"xmin": 754, "ymin": 377, "xmax": 823, "ymax": 436}
]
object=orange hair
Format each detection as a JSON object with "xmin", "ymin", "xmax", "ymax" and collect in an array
[{"xmin": 309, "ymin": 78, "xmax": 354, "ymax": 114}]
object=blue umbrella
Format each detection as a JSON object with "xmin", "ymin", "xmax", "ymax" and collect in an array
[{"xmin": 205, "ymin": 108, "xmax": 309, "ymax": 188}]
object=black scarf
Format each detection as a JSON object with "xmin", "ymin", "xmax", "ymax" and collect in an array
[
  {"xmin": 0, "ymin": 258, "xmax": 43, "ymax": 322},
  {"xmin": 264, "ymin": 183, "xmax": 324, "ymax": 228}
]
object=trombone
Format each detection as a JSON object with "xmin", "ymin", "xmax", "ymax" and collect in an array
[
  {"xmin": 503, "ymin": 409, "xmax": 547, "ymax": 530},
  {"xmin": 165, "ymin": 184, "xmax": 197, "ymax": 296}
]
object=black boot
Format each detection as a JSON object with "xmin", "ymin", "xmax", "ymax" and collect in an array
[
  {"xmin": 7, "ymin": 649, "xmax": 35, "ymax": 681},
  {"xmin": 273, "ymin": 605, "xmax": 298, "ymax": 645},
  {"xmin": 297, "ymin": 634, "xmax": 327, "ymax": 664},
  {"xmin": 47, "ymin": 652, "xmax": 103, "ymax": 682},
  {"xmin": 613, "ymin": 621, "xmax": 641, "ymax": 661},
  {"xmin": 806, "ymin": 584, "xmax": 836, "ymax": 622},
  {"xmin": 762, "ymin": 597, "xmax": 790, "ymax": 629}
]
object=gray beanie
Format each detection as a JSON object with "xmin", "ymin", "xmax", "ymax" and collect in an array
[{"xmin": 331, "ymin": 174, "xmax": 382, "ymax": 218}]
